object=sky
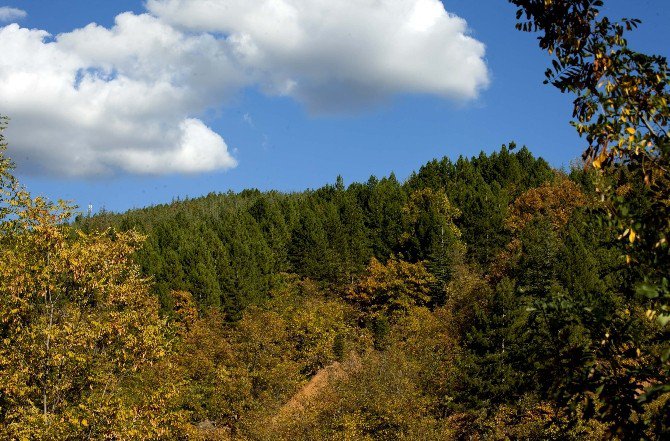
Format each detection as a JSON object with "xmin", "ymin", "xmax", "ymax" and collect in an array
[{"xmin": 0, "ymin": 0, "xmax": 668, "ymax": 214}]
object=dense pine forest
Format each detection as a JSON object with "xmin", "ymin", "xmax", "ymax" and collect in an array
[
  {"xmin": 74, "ymin": 146, "xmax": 554, "ymax": 317},
  {"xmin": 2, "ymin": 138, "xmax": 667, "ymax": 439},
  {"xmin": 1, "ymin": 0, "xmax": 669, "ymax": 439}
]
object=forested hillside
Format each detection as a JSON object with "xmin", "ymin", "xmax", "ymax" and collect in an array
[
  {"xmin": 74, "ymin": 146, "xmax": 553, "ymax": 317},
  {"xmin": 1, "ymin": 0, "xmax": 669, "ymax": 439},
  {"xmin": 43, "ymin": 145, "xmax": 661, "ymax": 439},
  {"xmin": 4, "ymin": 135, "xmax": 667, "ymax": 438}
]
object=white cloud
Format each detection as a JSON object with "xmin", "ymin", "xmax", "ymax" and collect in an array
[
  {"xmin": 0, "ymin": 1, "xmax": 489, "ymax": 177},
  {"xmin": 0, "ymin": 16, "xmax": 240, "ymax": 177},
  {"xmin": 0, "ymin": 6, "xmax": 26, "ymax": 22},
  {"xmin": 110, "ymin": 119, "xmax": 238, "ymax": 174},
  {"xmin": 147, "ymin": 0, "xmax": 490, "ymax": 112}
]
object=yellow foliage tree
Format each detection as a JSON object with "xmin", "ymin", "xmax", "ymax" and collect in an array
[
  {"xmin": 506, "ymin": 177, "xmax": 588, "ymax": 233},
  {"xmin": 0, "ymin": 121, "xmax": 181, "ymax": 439},
  {"xmin": 347, "ymin": 256, "xmax": 436, "ymax": 319}
]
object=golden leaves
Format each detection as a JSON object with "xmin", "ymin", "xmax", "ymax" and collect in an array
[
  {"xmin": 507, "ymin": 178, "xmax": 588, "ymax": 233},
  {"xmin": 0, "ymin": 149, "xmax": 168, "ymax": 439},
  {"xmin": 347, "ymin": 256, "xmax": 436, "ymax": 318},
  {"xmin": 592, "ymin": 148, "xmax": 608, "ymax": 169}
]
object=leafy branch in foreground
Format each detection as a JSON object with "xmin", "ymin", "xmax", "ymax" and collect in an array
[{"xmin": 510, "ymin": 0, "xmax": 670, "ymax": 433}]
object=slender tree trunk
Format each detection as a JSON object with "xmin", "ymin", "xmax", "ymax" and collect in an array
[{"xmin": 43, "ymin": 251, "xmax": 53, "ymax": 422}]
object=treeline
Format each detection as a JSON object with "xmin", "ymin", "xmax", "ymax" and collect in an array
[
  {"xmin": 65, "ymin": 146, "xmax": 668, "ymax": 438},
  {"xmin": 75, "ymin": 146, "xmax": 553, "ymax": 317},
  {"xmin": 3, "ymin": 130, "xmax": 669, "ymax": 438}
]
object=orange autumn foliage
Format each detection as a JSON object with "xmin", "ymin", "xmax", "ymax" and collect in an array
[{"xmin": 506, "ymin": 178, "xmax": 588, "ymax": 233}]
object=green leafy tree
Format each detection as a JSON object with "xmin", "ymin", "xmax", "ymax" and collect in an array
[{"xmin": 401, "ymin": 188, "xmax": 462, "ymax": 262}]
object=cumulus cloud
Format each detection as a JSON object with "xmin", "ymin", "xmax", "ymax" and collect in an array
[
  {"xmin": 0, "ymin": 6, "xmax": 26, "ymax": 22},
  {"xmin": 147, "ymin": 0, "xmax": 490, "ymax": 111},
  {"xmin": 0, "ymin": 16, "xmax": 240, "ymax": 176},
  {"xmin": 0, "ymin": 0, "xmax": 489, "ymax": 177}
]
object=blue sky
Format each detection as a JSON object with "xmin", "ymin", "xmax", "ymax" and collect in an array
[{"xmin": 1, "ymin": 0, "xmax": 668, "ymax": 214}]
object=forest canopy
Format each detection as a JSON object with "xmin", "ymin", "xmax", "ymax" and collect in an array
[{"xmin": 1, "ymin": 0, "xmax": 669, "ymax": 439}]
